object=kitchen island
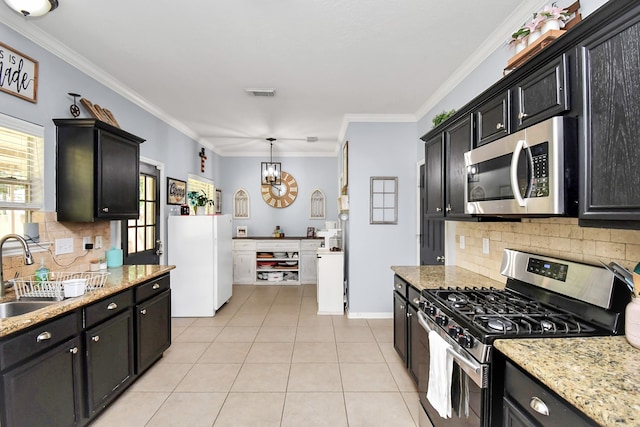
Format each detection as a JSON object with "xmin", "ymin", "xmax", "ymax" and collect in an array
[{"xmin": 495, "ymin": 336, "xmax": 640, "ymax": 427}]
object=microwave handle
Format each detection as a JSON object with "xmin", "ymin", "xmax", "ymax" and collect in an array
[{"xmin": 510, "ymin": 139, "xmax": 527, "ymax": 207}]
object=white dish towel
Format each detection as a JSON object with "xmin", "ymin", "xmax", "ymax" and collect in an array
[{"xmin": 426, "ymin": 330, "xmax": 454, "ymax": 418}]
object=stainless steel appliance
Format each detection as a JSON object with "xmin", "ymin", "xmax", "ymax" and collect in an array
[
  {"xmin": 416, "ymin": 249, "xmax": 630, "ymax": 427},
  {"xmin": 464, "ymin": 116, "xmax": 578, "ymax": 216}
]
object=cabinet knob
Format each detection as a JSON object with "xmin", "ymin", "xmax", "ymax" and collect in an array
[
  {"xmin": 496, "ymin": 123, "xmax": 504, "ymax": 130},
  {"xmin": 396, "ymin": 284, "xmax": 402, "ymax": 289},
  {"xmin": 36, "ymin": 331, "xmax": 52, "ymax": 342},
  {"xmin": 436, "ymin": 207, "xmax": 442, "ymax": 212},
  {"xmin": 92, "ymin": 336, "xmax": 100, "ymax": 342},
  {"xmin": 69, "ymin": 347, "xmax": 78, "ymax": 354},
  {"xmin": 152, "ymin": 283, "xmax": 160, "ymax": 290},
  {"xmin": 518, "ymin": 112, "xmax": 528, "ymax": 119},
  {"xmin": 400, "ymin": 304, "xmax": 405, "ymax": 310},
  {"xmin": 140, "ymin": 309, "xmax": 147, "ymax": 315},
  {"xmin": 406, "ymin": 312, "xmax": 412, "ymax": 318},
  {"xmin": 102, "ymin": 207, "xmax": 109, "ymax": 213},
  {"xmin": 436, "ymin": 255, "xmax": 446, "ymax": 263},
  {"xmin": 413, "ymin": 297, "xmax": 420, "ymax": 305},
  {"xmin": 529, "ymin": 396, "xmax": 549, "ymax": 416},
  {"xmin": 446, "ymin": 204, "xmax": 452, "ymax": 212}
]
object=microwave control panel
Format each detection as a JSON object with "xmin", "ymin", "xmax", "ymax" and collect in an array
[{"xmin": 529, "ymin": 142, "xmax": 549, "ymax": 198}]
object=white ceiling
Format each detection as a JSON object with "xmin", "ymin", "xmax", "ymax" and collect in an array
[{"xmin": 1, "ymin": 0, "xmax": 543, "ymax": 157}]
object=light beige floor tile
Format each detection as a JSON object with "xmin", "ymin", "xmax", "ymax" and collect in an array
[
  {"xmin": 337, "ymin": 342, "xmax": 385, "ymax": 363},
  {"xmin": 171, "ymin": 326, "xmax": 187, "ymax": 339},
  {"xmin": 90, "ymin": 390, "xmax": 169, "ymax": 427},
  {"xmin": 334, "ymin": 325, "xmax": 376, "ymax": 343},
  {"xmin": 269, "ymin": 303, "xmax": 301, "ymax": 315},
  {"xmin": 245, "ymin": 342, "xmax": 294, "ymax": 363},
  {"xmin": 402, "ymin": 391, "xmax": 422, "ymax": 426},
  {"xmin": 214, "ymin": 325, "xmax": 260, "ymax": 342},
  {"xmin": 298, "ymin": 314, "xmax": 333, "ymax": 326},
  {"xmin": 263, "ymin": 312, "xmax": 299, "ymax": 326},
  {"xmin": 367, "ymin": 318, "xmax": 394, "ymax": 329},
  {"xmin": 292, "ymin": 342, "xmax": 339, "ymax": 363},
  {"xmin": 287, "ymin": 363, "xmax": 342, "ymax": 392},
  {"xmin": 146, "ymin": 392, "xmax": 226, "ymax": 427},
  {"xmin": 371, "ymin": 326, "xmax": 394, "ymax": 343},
  {"xmin": 344, "ymin": 392, "xmax": 417, "ymax": 427},
  {"xmin": 231, "ymin": 363, "xmax": 290, "ymax": 392},
  {"xmin": 282, "ymin": 392, "xmax": 348, "ymax": 427},
  {"xmin": 340, "ymin": 363, "xmax": 399, "ymax": 392},
  {"xmin": 173, "ymin": 325, "xmax": 224, "ymax": 342},
  {"xmin": 332, "ymin": 316, "xmax": 369, "ymax": 328},
  {"xmin": 227, "ymin": 312, "xmax": 267, "ymax": 326},
  {"xmin": 171, "ymin": 318, "xmax": 197, "ymax": 328},
  {"xmin": 174, "ymin": 363, "xmax": 241, "ymax": 392},
  {"xmin": 213, "ymin": 392, "xmax": 285, "ymax": 427},
  {"xmin": 129, "ymin": 363, "xmax": 192, "ymax": 392},
  {"xmin": 255, "ymin": 325, "xmax": 297, "ymax": 342},
  {"xmin": 388, "ymin": 362, "xmax": 419, "ymax": 392},
  {"xmin": 197, "ymin": 342, "xmax": 252, "ymax": 363},
  {"xmin": 191, "ymin": 315, "xmax": 231, "ymax": 327},
  {"xmin": 379, "ymin": 341, "xmax": 406, "ymax": 364},
  {"xmin": 159, "ymin": 342, "xmax": 209, "ymax": 364},
  {"xmin": 296, "ymin": 325, "xmax": 335, "ymax": 342}
]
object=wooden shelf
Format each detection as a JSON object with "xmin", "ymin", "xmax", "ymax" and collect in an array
[{"xmin": 505, "ymin": 30, "xmax": 566, "ymax": 73}]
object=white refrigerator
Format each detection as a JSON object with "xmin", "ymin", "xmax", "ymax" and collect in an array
[{"xmin": 168, "ymin": 214, "xmax": 233, "ymax": 317}]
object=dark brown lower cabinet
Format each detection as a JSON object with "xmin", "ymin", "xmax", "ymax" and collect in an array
[
  {"xmin": 393, "ymin": 291, "xmax": 408, "ymax": 365},
  {"xmin": 136, "ymin": 289, "xmax": 171, "ymax": 374}
]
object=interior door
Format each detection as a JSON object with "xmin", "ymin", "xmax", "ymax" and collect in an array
[
  {"xmin": 420, "ymin": 163, "xmax": 445, "ymax": 265},
  {"xmin": 122, "ymin": 162, "xmax": 161, "ymax": 265}
]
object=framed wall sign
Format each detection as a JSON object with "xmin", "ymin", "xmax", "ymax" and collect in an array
[
  {"xmin": 0, "ymin": 42, "xmax": 39, "ymax": 103},
  {"xmin": 341, "ymin": 141, "xmax": 348, "ymax": 194},
  {"xmin": 215, "ymin": 189, "xmax": 222, "ymax": 214},
  {"xmin": 167, "ymin": 177, "xmax": 187, "ymax": 205}
]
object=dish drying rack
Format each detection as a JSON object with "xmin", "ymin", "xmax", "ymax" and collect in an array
[{"xmin": 12, "ymin": 271, "xmax": 110, "ymax": 301}]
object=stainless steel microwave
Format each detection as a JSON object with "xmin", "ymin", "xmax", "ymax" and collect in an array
[{"xmin": 464, "ymin": 116, "xmax": 578, "ymax": 216}]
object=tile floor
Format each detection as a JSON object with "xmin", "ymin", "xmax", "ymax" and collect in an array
[{"xmin": 91, "ymin": 284, "xmax": 422, "ymax": 427}]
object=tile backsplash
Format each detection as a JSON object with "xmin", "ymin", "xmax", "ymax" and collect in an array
[
  {"xmin": 455, "ymin": 218, "xmax": 640, "ymax": 282},
  {"xmin": 2, "ymin": 212, "xmax": 111, "ymax": 280}
]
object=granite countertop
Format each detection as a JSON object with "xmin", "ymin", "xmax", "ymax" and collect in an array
[
  {"xmin": 495, "ymin": 336, "xmax": 640, "ymax": 427},
  {"xmin": 391, "ymin": 265, "xmax": 505, "ymax": 292},
  {"xmin": 0, "ymin": 264, "xmax": 175, "ymax": 338}
]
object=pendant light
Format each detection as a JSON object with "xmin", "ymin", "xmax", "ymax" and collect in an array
[
  {"xmin": 4, "ymin": 0, "xmax": 58, "ymax": 16},
  {"xmin": 261, "ymin": 138, "xmax": 281, "ymax": 186}
]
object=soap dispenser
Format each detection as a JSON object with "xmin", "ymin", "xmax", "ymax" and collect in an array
[{"xmin": 35, "ymin": 258, "xmax": 49, "ymax": 282}]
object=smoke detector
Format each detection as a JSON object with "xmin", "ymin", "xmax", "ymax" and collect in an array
[{"xmin": 245, "ymin": 88, "xmax": 276, "ymax": 97}]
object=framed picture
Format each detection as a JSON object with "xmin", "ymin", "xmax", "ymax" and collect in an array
[
  {"xmin": 215, "ymin": 189, "xmax": 222, "ymax": 214},
  {"xmin": 0, "ymin": 42, "xmax": 38, "ymax": 103},
  {"xmin": 167, "ymin": 177, "xmax": 187, "ymax": 205},
  {"xmin": 306, "ymin": 227, "xmax": 316, "ymax": 238},
  {"xmin": 236, "ymin": 226, "xmax": 248, "ymax": 238},
  {"xmin": 341, "ymin": 141, "xmax": 348, "ymax": 195}
]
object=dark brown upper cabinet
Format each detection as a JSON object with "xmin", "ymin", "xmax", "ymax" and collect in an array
[{"xmin": 475, "ymin": 91, "xmax": 510, "ymax": 147}]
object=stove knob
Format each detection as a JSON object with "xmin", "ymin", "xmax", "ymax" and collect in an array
[
  {"xmin": 435, "ymin": 315, "xmax": 449, "ymax": 327},
  {"xmin": 448, "ymin": 326, "xmax": 462, "ymax": 338},
  {"xmin": 428, "ymin": 306, "xmax": 437, "ymax": 316},
  {"xmin": 458, "ymin": 334, "xmax": 475, "ymax": 349},
  {"xmin": 418, "ymin": 300, "xmax": 426, "ymax": 310}
]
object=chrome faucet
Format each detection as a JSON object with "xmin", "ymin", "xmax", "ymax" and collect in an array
[{"xmin": 0, "ymin": 234, "xmax": 34, "ymax": 297}]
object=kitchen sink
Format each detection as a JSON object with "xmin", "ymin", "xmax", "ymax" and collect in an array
[{"xmin": 0, "ymin": 301, "xmax": 57, "ymax": 318}]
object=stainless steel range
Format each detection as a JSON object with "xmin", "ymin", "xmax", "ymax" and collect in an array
[{"xmin": 416, "ymin": 249, "xmax": 630, "ymax": 427}]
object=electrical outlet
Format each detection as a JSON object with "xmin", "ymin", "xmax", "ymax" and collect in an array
[
  {"xmin": 460, "ymin": 235, "xmax": 465, "ymax": 249},
  {"xmin": 482, "ymin": 238, "xmax": 490, "ymax": 254},
  {"xmin": 83, "ymin": 236, "xmax": 92, "ymax": 249},
  {"xmin": 55, "ymin": 238, "xmax": 74, "ymax": 255},
  {"xmin": 94, "ymin": 236, "xmax": 102, "ymax": 249}
]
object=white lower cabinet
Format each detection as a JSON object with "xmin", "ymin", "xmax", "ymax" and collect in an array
[
  {"xmin": 232, "ymin": 240, "xmax": 256, "ymax": 284},
  {"xmin": 317, "ymin": 251, "xmax": 344, "ymax": 314},
  {"xmin": 300, "ymin": 240, "xmax": 322, "ymax": 284}
]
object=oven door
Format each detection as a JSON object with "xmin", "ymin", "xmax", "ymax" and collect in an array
[{"xmin": 417, "ymin": 311, "xmax": 490, "ymax": 427}]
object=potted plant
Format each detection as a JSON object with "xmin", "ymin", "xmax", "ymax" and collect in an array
[
  {"xmin": 432, "ymin": 109, "xmax": 456, "ymax": 128},
  {"xmin": 187, "ymin": 190, "xmax": 214, "ymax": 215},
  {"xmin": 509, "ymin": 27, "xmax": 531, "ymax": 52},
  {"xmin": 537, "ymin": 2, "xmax": 571, "ymax": 33}
]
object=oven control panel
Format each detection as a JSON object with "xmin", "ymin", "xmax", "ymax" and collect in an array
[{"xmin": 527, "ymin": 257, "xmax": 568, "ymax": 282}]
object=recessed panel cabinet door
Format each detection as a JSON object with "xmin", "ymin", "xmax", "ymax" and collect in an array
[
  {"xmin": 580, "ymin": 14, "xmax": 640, "ymax": 222},
  {"xmin": 136, "ymin": 290, "xmax": 171, "ymax": 374},
  {"xmin": 444, "ymin": 114, "xmax": 473, "ymax": 218},
  {"xmin": 424, "ymin": 135, "xmax": 444, "ymax": 218}
]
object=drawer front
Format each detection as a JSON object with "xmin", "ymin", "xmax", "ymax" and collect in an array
[
  {"xmin": 256, "ymin": 240, "xmax": 299, "ymax": 251},
  {"xmin": 300, "ymin": 239, "xmax": 322, "ymax": 250},
  {"xmin": 85, "ymin": 289, "xmax": 133, "ymax": 328},
  {"xmin": 505, "ymin": 361, "xmax": 595, "ymax": 426},
  {"xmin": 393, "ymin": 276, "xmax": 408, "ymax": 299},
  {"xmin": 0, "ymin": 311, "xmax": 80, "ymax": 370},
  {"xmin": 407, "ymin": 285, "xmax": 421, "ymax": 309},
  {"xmin": 135, "ymin": 274, "xmax": 170, "ymax": 303},
  {"xmin": 233, "ymin": 239, "xmax": 256, "ymax": 250}
]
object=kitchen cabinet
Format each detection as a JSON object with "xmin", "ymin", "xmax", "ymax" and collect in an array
[
  {"xmin": 84, "ymin": 290, "xmax": 134, "ymax": 417},
  {"xmin": 0, "ymin": 312, "xmax": 82, "ymax": 427},
  {"xmin": 233, "ymin": 239, "xmax": 257, "ymax": 284},
  {"xmin": 392, "ymin": 276, "xmax": 408, "ymax": 366},
  {"xmin": 513, "ymin": 54, "xmax": 570, "ymax": 131},
  {"xmin": 300, "ymin": 239, "xmax": 322, "ymax": 284},
  {"xmin": 256, "ymin": 240, "xmax": 300, "ymax": 284},
  {"xmin": 579, "ymin": 9, "xmax": 640, "ymax": 225},
  {"xmin": 134, "ymin": 274, "xmax": 171, "ymax": 374},
  {"xmin": 443, "ymin": 114, "xmax": 474, "ymax": 218},
  {"xmin": 424, "ymin": 134, "xmax": 444, "ymax": 218},
  {"xmin": 475, "ymin": 90, "xmax": 510, "ymax": 147},
  {"xmin": 392, "ymin": 275, "xmax": 421, "ymax": 384},
  {"xmin": 54, "ymin": 119, "xmax": 145, "ymax": 222},
  {"xmin": 316, "ymin": 251, "xmax": 344, "ymax": 315}
]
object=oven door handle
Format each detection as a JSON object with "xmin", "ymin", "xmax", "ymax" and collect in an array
[
  {"xmin": 510, "ymin": 139, "xmax": 527, "ymax": 207},
  {"xmin": 417, "ymin": 311, "xmax": 484, "ymax": 379}
]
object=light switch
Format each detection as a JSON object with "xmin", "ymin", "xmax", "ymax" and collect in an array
[{"xmin": 482, "ymin": 238, "xmax": 490, "ymax": 254}]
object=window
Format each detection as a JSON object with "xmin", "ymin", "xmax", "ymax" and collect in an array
[
  {"xmin": 187, "ymin": 174, "xmax": 215, "ymax": 215},
  {"xmin": 370, "ymin": 176, "xmax": 398, "ymax": 224},
  {"xmin": 0, "ymin": 113, "xmax": 44, "ymax": 237}
]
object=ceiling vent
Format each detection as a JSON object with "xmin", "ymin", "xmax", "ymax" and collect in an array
[
  {"xmin": 306, "ymin": 137, "xmax": 318, "ymax": 143},
  {"xmin": 245, "ymin": 88, "xmax": 276, "ymax": 97}
]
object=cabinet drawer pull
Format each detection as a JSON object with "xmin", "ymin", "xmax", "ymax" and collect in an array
[
  {"xmin": 413, "ymin": 297, "xmax": 420, "ymax": 305},
  {"xmin": 518, "ymin": 112, "xmax": 528, "ymax": 119},
  {"xmin": 92, "ymin": 335, "xmax": 100, "ymax": 342},
  {"xmin": 395, "ymin": 284, "xmax": 402, "ymax": 290},
  {"xmin": 140, "ymin": 309, "xmax": 147, "ymax": 315},
  {"xmin": 70, "ymin": 347, "xmax": 78, "ymax": 354},
  {"xmin": 529, "ymin": 396, "xmax": 549, "ymax": 416},
  {"xmin": 496, "ymin": 122, "xmax": 504, "ymax": 130},
  {"xmin": 152, "ymin": 283, "xmax": 160, "ymax": 290},
  {"xmin": 36, "ymin": 331, "xmax": 52, "ymax": 342},
  {"xmin": 107, "ymin": 302, "xmax": 118, "ymax": 310},
  {"xmin": 102, "ymin": 207, "xmax": 109, "ymax": 213}
]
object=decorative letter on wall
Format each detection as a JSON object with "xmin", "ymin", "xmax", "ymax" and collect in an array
[{"xmin": 370, "ymin": 177, "xmax": 398, "ymax": 224}]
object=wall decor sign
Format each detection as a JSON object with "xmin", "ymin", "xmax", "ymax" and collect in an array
[
  {"xmin": 215, "ymin": 189, "xmax": 222, "ymax": 214},
  {"xmin": 167, "ymin": 177, "xmax": 187, "ymax": 205},
  {"xmin": 0, "ymin": 42, "xmax": 38, "ymax": 103}
]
